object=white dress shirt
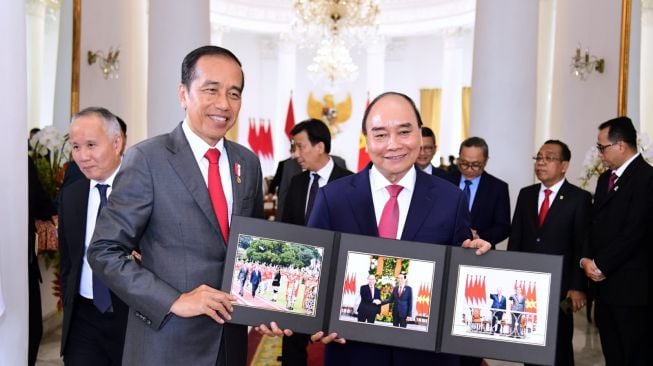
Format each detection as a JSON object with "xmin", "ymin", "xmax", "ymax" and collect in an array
[
  {"xmin": 369, "ymin": 166, "xmax": 416, "ymax": 240},
  {"xmin": 79, "ymin": 165, "xmax": 120, "ymax": 299},
  {"xmin": 305, "ymin": 158, "xmax": 334, "ymax": 213},
  {"xmin": 182, "ymin": 120, "xmax": 234, "ymax": 222}
]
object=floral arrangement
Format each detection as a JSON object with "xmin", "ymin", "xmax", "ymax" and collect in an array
[
  {"xmin": 29, "ymin": 125, "xmax": 71, "ymax": 198},
  {"xmin": 29, "ymin": 125, "xmax": 71, "ymax": 312},
  {"xmin": 579, "ymin": 132, "xmax": 653, "ymax": 190}
]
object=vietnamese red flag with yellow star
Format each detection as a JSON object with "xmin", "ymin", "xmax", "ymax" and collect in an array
[{"xmin": 357, "ymin": 93, "xmax": 371, "ymax": 171}]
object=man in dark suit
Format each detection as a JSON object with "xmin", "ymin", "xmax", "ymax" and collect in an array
[
  {"xmin": 88, "ymin": 46, "xmax": 265, "ymax": 366},
  {"xmin": 416, "ymin": 126, "xmax": 448, "ymax": 180},
  {"xmin": 294, "ymin": 92, "xmax": 491, "ymax": 366},
  {"xmin": 448, "ymin": 137, "xmax": 510, "ymax": 248},
  {"xmin": 488, "ymin": 287, "xmax": 506, "ymax": 335},
  {"xmin": 249, "ymin": 265, "xmax": 262, "ymax": 298},
  {"xmin": 580, "ymin": 117, "xmax": 652, "ymax": 366},
  {"xmin": 384, "ymin": 274, "xmax": 412, "ymax": 328},
  {"xmin": 27, "ymin": 158, "xmax": 55, "ymax": 366},
  {"xmin": 282, "ymin": 119, "xmax": 353, "ymax": 225},
  {"xmin": 61, "ymin": 117, "xmax": 127, "ymax": 190},
  {"xmin": 280, "ymin": 118, "xmax": 353, "ymax": 366},
  {"xmin": 270, "ymin": 149, "xmax": 347, "ymax": 221},
  {"xmin": 357, "ymin": 274, "xmax": 382, "ymax": 323},
  {"xmin": 58, "ymin": 107, "xmax": 128, "ymax": 365},
  {"xmin": 508, "ymin": 139, "xmax": 591, "ymax": 365}
]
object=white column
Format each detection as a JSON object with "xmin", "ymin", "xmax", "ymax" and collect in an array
[
  {"xmin": 440, "ymin": 27, "xmax": 470, "ymax": 157},
  {"xmin": 122, "ymin": 0, "xmax": 148, "ymax": 147},
  {"xmin": 275, "ymin": 39, "xmax": 297, "ymax": 162},
  {"xmin": 366, "ymin": 37, "xmax": 386, "ymax": 99},
  {"xmin": 147, "ymin": 0, "xmax": 210, "ymax": 138},
  {"xmin": 470, "ymin": 0, "xmax": 539, "ymax": 209},
  {"xmin": 0, "ymin": 0, "xmax": 29, "ymax": 364},
  {"xmin": 641, "ymin": 0, "xmax": 653, "ymax": 136}
]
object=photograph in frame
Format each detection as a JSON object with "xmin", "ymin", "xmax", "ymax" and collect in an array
[
  {"xmin": 221, "ymin": 216, "xmax": 337, "ymax": 334},
  {"xmin": 327, "ymin": 233, "xmax": 447, "ymax": 351},
  {"xmin": 439, "ymin": 247, "xmax": 562, "ymax": 365}
]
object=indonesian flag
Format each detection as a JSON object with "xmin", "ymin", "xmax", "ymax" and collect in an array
[
  {"xmin": 357, "ymin": 93, "xmax": 371, "ymax": 171},
  {"xmin": 284, "ymin": 92, "xmax": 295, "ymax": 140}
]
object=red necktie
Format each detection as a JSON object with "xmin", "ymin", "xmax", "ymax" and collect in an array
[
  {"xmin": 607, "ymin": 172, "xmax": 618, "ymax": 192},
  {"xmin": 205, "ymin": 148, "xmax": 229, "ymax": 243},
  {"xmin": 537, "ymin": 189, "xmax": 552, "ymax": 228},
  {"xmin": 378, "ymin": 185, "xmax": 403, "ymax": 239}
]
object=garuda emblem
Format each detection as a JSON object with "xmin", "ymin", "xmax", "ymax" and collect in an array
[{"xmin": 307, "ymin": 92, "xmax": 352, "ymax": 135}]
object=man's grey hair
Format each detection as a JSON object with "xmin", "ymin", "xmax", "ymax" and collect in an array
[{"xmin": 72, "ymin": 106, "xmax": 121, "ymax": 139}]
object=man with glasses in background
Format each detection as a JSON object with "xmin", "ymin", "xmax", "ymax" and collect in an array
[
  {"xmin": 448, "ymin": 137, "xmax": 510, "ymax": 366},
  {"xmin": 447, "ymin": 137, "xmax": 511, "ymax": 247},
  {"xmin": 415, "ymin": 127, "xmax": 449, "ymax": 180},
  {"xmin": 508, "ymin": 140, "xmax": 591, "ymax": 366},
  {"xmin": 580, "ymin": 116, "xmax": 652, "ymax": 366}
]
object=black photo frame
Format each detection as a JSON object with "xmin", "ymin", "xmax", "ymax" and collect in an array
[
  {"xmin": 221, "ymin": 216, "xmax": 337, "ymax": 334},
  {"xmin": 326, "ymin": 233, "xmax": 447, "ymax": 351},
  {"xmin": 439, "ymin": 247, "xmax": 563, "ymax": 365}
]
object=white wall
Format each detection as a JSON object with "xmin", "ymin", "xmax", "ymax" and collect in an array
[
  {"xmin": 549, "ymin": 0, "xmax": 624, "ymax": 188},
  {"xmin": 223, "ymin": 31, "xmax": 467, "ymax": 172},
  {"xmin": 80, "ymin": 0, "xmax": 148, "ymax": 148},
  {"xmin": 147, "ymin": 0, "xmax": 210, "ymax": 138},
  {"xmin": 0, "ymin": 1, "xmax": 29, "ymax": 364}
]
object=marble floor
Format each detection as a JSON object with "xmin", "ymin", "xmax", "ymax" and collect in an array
[{"xmin": 36, "ymin": 310, "xmax": 605, "ymax": 365}]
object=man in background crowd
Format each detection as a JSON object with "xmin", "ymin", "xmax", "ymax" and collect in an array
[
  {"xmin": 581, "ymin": 116, "xmax": 651, "ymax": 365},
  {"xmin": 415, "ymin": 126, "xmax": 448, "ymax": 179},
  {"xmin": 509, "ymin": 139, "xmax": 590, "ymax": 365}
]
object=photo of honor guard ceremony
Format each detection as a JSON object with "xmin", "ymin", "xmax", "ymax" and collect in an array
[{"xmin": 2, "ymin": 1, "xmax": 650, "ymax": 366}]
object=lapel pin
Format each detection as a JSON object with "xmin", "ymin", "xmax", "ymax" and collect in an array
[
  {"xmin": 559, "ymin": 195, "xmax": 564, "ymax": 200},
  {"xmin": 614, "ymin": 186, "xmax": 619, "ymax": 191},
  {"xmin": 235, "ymin": 163, "xmax": 242, "ymax": 184}
]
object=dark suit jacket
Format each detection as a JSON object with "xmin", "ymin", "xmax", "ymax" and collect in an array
[
  {"xmin": 88, "ymin": 123, "xmax": 264, "ymax": 366},
  {"xmin": 427, "ymin": 164, "xmax": 450, "ymax": 180},
  {"xmin": 508, "ymin": 180, "xmax": 591, "ymax": 297},
  {"xmin": 307, "ymin": 166, "xmax": 470, "ymax": 365},
  {"xmin": 58, "ymin": 177, "xmax": 128, "ymax": 355},
  {"xmin": 489, "ymin": 294, "xmax": 506, "ymax": 315},
  {"xmin": 282, "ymin": 164, "xmax": 353, "ymax": 225},
  {"xmin": 357, "ymin": 285, "xmax": 381, "ymax": 318},
  {"xmin": 583, "ymin": 155, "xmax": 652, "ymax": 305},
  {"xmin": 448, "ymin": 170, "xmax": 511, "ymax": 247},
  {"xmin": 250, "ymin": 270, "xmax": 262, "ymax": 286},
  {"xmin": 388, "ymin": 286, "xmax": 412, "ymax": 319},
  {"xmin": 273, "ymin": 155, "xmax": 348, "ymax": 221}
]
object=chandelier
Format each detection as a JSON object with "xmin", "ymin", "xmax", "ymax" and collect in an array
[
  {"xmin": 292, "ymin": 0, "xmax": 380, "ymax": 84},
  {"xmin": 570, "ymin": 45, "xmax": 605, "ymax": 81}
]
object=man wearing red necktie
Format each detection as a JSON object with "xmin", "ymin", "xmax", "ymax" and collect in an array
[
  {"xmin": 259, "ymin": 92, "xmax": 491, "ymax": 366},
  {"xmin": 508, "ymin": 139, "xmax": 591, "ymax": 366}
]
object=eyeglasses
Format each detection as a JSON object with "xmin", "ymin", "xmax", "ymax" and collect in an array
[
  {"xmin": 532, "ymin": 155, "xmax": 562, "ymax": 163},
  {"xmin": 458, "ymin": 160, "xmax": 485, "ymax": 171},
  {"xmin": 596, "ymin": 142, "xmax": 618, "ymax": 153}
]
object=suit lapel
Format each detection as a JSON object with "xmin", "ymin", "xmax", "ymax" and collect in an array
[
  {"xmin": 70, "ymin": 179, "xmax": 91, "ymax": 260},
  {"xmin": 542, "ymin": 181, "xmax": 570, "ymax": 229},
  {"xmin": 402, "ymin": 169, "xmax": 433, "ymax": 241},
  {"xmin": 225, "ymin": 139, "xmax": 245, "ymax": 216},
  {"xmin": 345, "ymin": 170, "xmax": 378, "ymax": 236},
  {"xmin": 166, "ymin": 125, "xmax": 221, "ymax": 235},
  {"xmin": 470, "ymin": 172, "xmax": 490, "ymax": 216},
  {"xmin": 595, "ymin": 155, "xmax": 642, "ymax": 210}
]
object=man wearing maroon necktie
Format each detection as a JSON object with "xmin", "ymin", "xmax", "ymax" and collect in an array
[
  {"xmin": 580, "ymin": 117, "xmax": 652, "ymax": 366},
  {"xmin": 508, "ymin": 140, "xmax": 591, "ymax": 365}
]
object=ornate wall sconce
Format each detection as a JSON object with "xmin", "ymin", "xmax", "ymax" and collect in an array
[
  {"xmin": 570, "ymin": 45, "xmax": 604, "ymax": 80},
  {"xmin": 87, "ymin": 47, "xmax": 120, "ymax": 79}
]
